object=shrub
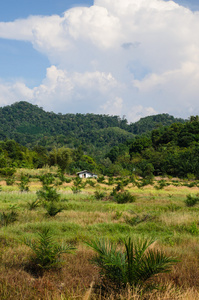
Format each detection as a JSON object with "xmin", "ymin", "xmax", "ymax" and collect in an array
[
  {"xmin": 86, "ymin": 179, "xmax": 96, "ymax": 187},
  {"xmin": 184, "ymin": 194, "xmax": 199, "ymax": 207},
  {"xmin": 24, "ymin": 227, "xmax": 75, "ymax": 269},
  {"xmin": 154, "ymin": 180, "xmax": 169, "ymax": 190},
  {"xmin": 71, "ymin": 176, "xmax": 85, "ymax": 193},
  {"xmin": 71, "ymin": 186, "xmax": 81, "ymax": 194},
  {"xmin": 135, "ymin": 178, "xmax": 154, "ymax": 188},
  {"xmin": 27, "ymin": 199, "xmax": 40, "ymax": 210},
  {"xmin": 39, "ymin": 173, "xmax": 55, "ymax": 185},
  {"xmin": 113, "ymin": 191, "xmax": 136, "ymax": 204},
  {"xmin": 107, "ymin": 177, "xmax": 114, "ymax": 186},
  {"xmin": 94, "ymin": 190, "xmax": 106, "ymax": 200},
  {"xmin": 18, "ymin": 173, "xmax": 30, "ymax": 192},
  {"xmin": 97, "ymin": 175, "xmax": 105, "ymax": 183},
  {"xmin": 86, "ymin": 238, "xmax": 178, "ymax": 289},
  {"xmin": 0, "ymin": 209, "xmax": 18, "ymax": 226},
  {"xmin": 5, "ymin": 176, "xmax": 15, "ymax": 186},
  {"xmin": 0, "ymin": 167, "xmax": 15, "ymax": 177},
  {"xmin": 37, "ymin": 186, "xmax": 60, "ymax": 202},
  {"xmin": 125, "ymin": 213, "xmax": 153, "ymax": 226},
  {"xmin": 64, "ymin": 177, "xmax": 72, "ymax": 183},
  {"xmin": 45, "ymin": 202, "xmax": 64, "ymax": 217}
]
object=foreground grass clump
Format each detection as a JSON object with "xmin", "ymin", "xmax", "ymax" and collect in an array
[
  {"xmin": 24, "ymin": 227, "xmax": 75, "ymax": 269},
  {"xmin": 87, "ymin": 237, "xmax": 178, "ymax": 290},
  {"xmin": 184, "ymin": 194, "xmax": 199, "ymax": 207}
]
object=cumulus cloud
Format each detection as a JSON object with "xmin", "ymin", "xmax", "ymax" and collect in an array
[{"xmin": 0, "ymin": 0, "xmax": 199, "ymax": 121}]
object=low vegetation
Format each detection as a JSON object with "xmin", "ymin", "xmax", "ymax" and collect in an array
[{"xmin": 0, "ymin": 171, "xmax": 199, "ymax": 298}]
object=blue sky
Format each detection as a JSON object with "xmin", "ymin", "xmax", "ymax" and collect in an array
[
  {"xmin": 0, "ymin": 0, "xmax": 199, "ymax": 121},
  {"xmin": 0, "ymin": 0, "xmax": 93, "ymax": 86}
]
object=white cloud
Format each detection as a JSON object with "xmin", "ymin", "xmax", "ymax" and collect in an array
[{"xmin": 0, "ymin": 0, "xmax": 199, "ymax": 121}]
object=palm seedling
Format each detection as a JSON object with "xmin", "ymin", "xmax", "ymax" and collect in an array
[
  {"xmin": 86, "ymin": 237, "xmax": 178, "ymax": 290},
  {"xmin": 45, "ymin": 202, "xmax": 64, "ymax": 217},
  {"xmin": 27, "ymin": 199, "xmax": 40, "ymax": 210},
  {"xmin": 0, "ymin": 210, "xmax": 18, "ymax": 226},
  {"xmin": 24, "ymin": 227, "xmax": 75, "ymax": 269}
]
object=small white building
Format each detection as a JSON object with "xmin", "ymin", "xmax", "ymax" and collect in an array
[{"xmin": 77, "ymin": 170, "xmax": 98, "ymax": 179}]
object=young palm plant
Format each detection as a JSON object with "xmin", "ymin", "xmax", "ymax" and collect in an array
[
  {"xmin": 86, "ymin": 237, "xmax": 178, "ymax": 290},
  {"xmin": 24, "ymin": 227, "xmax": 75, "ymax": 269},
  {"xmin": 44, "ymin": 202, "xmax": 64, "ymax": 217}
]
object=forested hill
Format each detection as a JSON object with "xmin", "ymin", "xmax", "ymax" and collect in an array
[
  {"xmin": 105, "ymin": 116, "xmax": 199, "ymax": 178},
  {"xmin": 0, "ymin": 101, "xmax": 185, "ymax": 157}
]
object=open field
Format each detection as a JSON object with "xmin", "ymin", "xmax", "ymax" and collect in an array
[{"xmin": 0, "ymin": 170, "xmax": 199, "ymax": 299}]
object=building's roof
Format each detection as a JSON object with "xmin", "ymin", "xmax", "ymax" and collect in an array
[{"xmin": 76, "ymin": 170, "xmax": 97, "ymax": 175}]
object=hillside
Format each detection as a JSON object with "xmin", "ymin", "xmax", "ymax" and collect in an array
[
  {"xmin": 0, "ymin": 101, "xmax": 185, "ymax": 158},
  {"xmin": 105, "ymin": 117, "xmax": 199, "ymax": 178}
]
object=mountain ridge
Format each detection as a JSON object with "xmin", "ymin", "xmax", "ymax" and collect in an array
[{"xmin": 0, "ymin": 101, "xmax": 185, "ymax": 158}]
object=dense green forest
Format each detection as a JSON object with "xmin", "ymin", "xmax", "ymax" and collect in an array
[
  {"xmin": 106, "ymin": 116, "xmax": 199, "ymax": 178},
  {"xmin": 2, "ymin": 101, "xmax": 198, "ymax": 178},
  {"xmin": 0, "ymin": 101, "xmax": 184, "ymax": 158}
]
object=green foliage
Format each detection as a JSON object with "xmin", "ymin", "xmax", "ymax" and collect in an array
[
  {"xmin": 124, "ymin": 212, "xmax": 153, "ymax": 226},
  {"xmin": 39, "ymin": 173, "xmax": 55, "ymax": 186},
  {"xmin": 24, "ymin": 227, "xmax": 75, "ymax": 269},
  {"xmin": 97, "ymin": 175, "xmax": 105, "ymax": 183},
  {"xmin": 71, "ymin": 176, "xmax": 85, "ymax": 193},
  {"xmin": 135, "ymin": 178, "xmax": 154, "ymax": 188},
  {"xmin": 86, "ymin": 179, "xmax": 96, "ymax": 187},
  {"xmin": 0, "ymin": 167, "xmax": 16, "ymax": 177},
  {"xmin": 5, "ymin": 176, "xmax": 15, "ymax": 186},
  {"xmin": 44, "ymin": 202, "xmax": 64, "ymax": 217},
  {"xmin": 94, "ymin": 190, "xmax": 106, "ymax": 200},
  {"xmin": 184, "ymin": 194, "xmax": 199, "ymax": 207},
  {"xmin": 107, "ymin": 177, "xmax": 114, "ymax": 186},
  {"xmin": 0, "ymin": 209, "xmax": 18, "ymax": 226},
  {"xmin": 57, "ymin": 170, "xmax": 71, "ymax": 183},
  {"xmin": 37, "ymin": 173, "xmax": 60, "ymax": 202},
  {"xmin": 27, "ymin": 199, "xmax": 40, "ymax": 210},
  {"xmin": 86, "ymin": 237, "xmax": 178, "ymax": 289},
  {"xmin": 37, "ymin": 186, "xmax": 60, "ymax": 202},
  {"xmin": 71, "ymin": 186, "xmax": 81, "ymax": 194},
  {"xmin": 112, "ymin": 191, "xmax": 136, "ymax": 204},
  {"xmin": 154, "ymin": 179, "xmax": 169, "ymax": 190},
  {"xmin": 18, "ymin": 173, "xmax": 30, "ymax": 192},
  {"xmin": 49, "ymin": 148, "xmax": 72, "ymax": 172}
]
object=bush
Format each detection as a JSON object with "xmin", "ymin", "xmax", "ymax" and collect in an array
[
  {"xmin": 184, "ymin": 194, "xmax": 199, "ymax": 207},
  {"xmin": 94, "ymin": 190, "xmax": 106, "ymax": 200},
  {"xmin": 37, "ymin": 186, "xmax": 60, "ymax": 202},
  {"xmin": 97, "ymin": 175, "xmax": 105, "ymax": 183},
  {"xmin": 27, "ymin": 199, "xmax": 40, "ymax": 210},
  {"xmin": 5, "ymin": 176, "xmax": 15, "ymax": 186},
  {"xmin": 24, "ymin": 227, "xmax": 75, "ymax": 269},
  {"xmin": 0, "ymin": 167, "xmax": 16, "ymax": 177},
  {"xmin": 113, "ymin": 191, "xmax": 136, "ymax": 204},
  {"xmin": 86, "ymin": 179, "xmax": 96, "ymax": 187},
  {"xmin": 86, "ymin": 237, "xmax": 178, "ymax": 289},
  {"xmin": 45, "ymin": 202, "xmax": 64, "ymax": 217},
  {"xmin": 124, "ymin": 213, "xmax": 153, "ymax": 226},
  {"xmin": 71, "ymin": 186, "xmax": 81, "ymax": 194},
  {"xmin": 0, "ymin": 209, "xmax": 18, "ymax": 226},
  {"xmin": 18, "ymin": 173, "xmax": 30, "ymax": 192},
  {"xmin": 39, "ymin": 173, "xmax": 55, "ymax": 185}
]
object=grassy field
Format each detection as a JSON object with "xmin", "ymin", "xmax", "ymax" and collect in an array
[{"xmin": 0, "ymin": 169, "xmax": 199, "ymax": 299}]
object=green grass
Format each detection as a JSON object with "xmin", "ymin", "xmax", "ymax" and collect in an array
[{"xmin": 0, "ymin": 176, "xmax": 199, "ymax": 298}]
